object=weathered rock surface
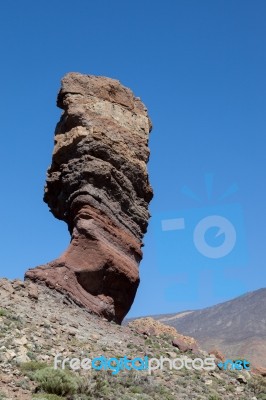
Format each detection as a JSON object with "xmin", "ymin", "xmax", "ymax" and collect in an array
[
  {"xmin": 128, "ymin": 317, "xmax": 200, "ymax": 353},
  {"xmin": 25, "ymin": 73, "xmax": 153, "ymax": 323}
]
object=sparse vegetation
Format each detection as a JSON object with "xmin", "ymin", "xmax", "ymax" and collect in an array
[
  {"xmin": 32, "ymin": 395, "xmax": 65, "ymax": 400},
  {"xmin": 0, "ymin": 308, "xmax": 7, "ymax": 317},
  {"xmin": 33, "ymin": 367, "xmax": 81, "ymax": 396},
  {"xmin": 0, "ymin": 391, "xmax": 7, "ymax": 399},
  {"xmin": 248, "ymin": 375, "xmax": 266, "ymax": 399},
  {"xmin": 20, "ymin": 361, "xmax": 50, "ymax": 374}
]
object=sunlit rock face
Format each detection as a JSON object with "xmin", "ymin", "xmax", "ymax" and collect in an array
[{"xmin": 25, "ymin": 73, "xmax": 153, "ymax": 323}]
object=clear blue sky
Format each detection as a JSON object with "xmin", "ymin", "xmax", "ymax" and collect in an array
[{"xmin": 0, "ymin": 0, "xmax": 265, "ymax": 318}]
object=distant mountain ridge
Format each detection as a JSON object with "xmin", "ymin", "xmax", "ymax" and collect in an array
[{"xmin": 127, "ymin": 288, "xmax": 266, "ymax": 368}]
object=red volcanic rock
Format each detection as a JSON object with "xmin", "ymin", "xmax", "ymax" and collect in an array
[
  {"xmin": 209, "ymin": 349, "xmax": 226, "ymax": 362},
  {"xmin": 252, "ymin": 366, "xmax": 266, "ymax": 376},
  {"xmin": 25, "ymin": 73, "xmax": 153, "ymax": 324},
  {"xmin": 172, "ymin": 338, "xmax": 199, "ymax": 353},
  {"xmin": 128, "ymin": 317, "xmax": 200, "ymax": 353}
]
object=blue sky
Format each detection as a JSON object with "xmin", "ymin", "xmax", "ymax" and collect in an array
[{"xmin": 0, "ymin": 1, "xmax": 265, "ymax": 318}]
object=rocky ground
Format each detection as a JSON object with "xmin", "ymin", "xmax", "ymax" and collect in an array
[{"xmin": 0, "ymin": 278, "xmax": 265, "ymax": 400}]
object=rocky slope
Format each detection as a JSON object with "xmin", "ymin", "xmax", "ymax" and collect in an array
[
  {"xmin": 137, "ymin": 289, "xmax": 266, "ymax": 370},
  {"xmin": 1, "ymin": 279, "xmax": 265, "ymax": 400},
  {"xmin": 25, "ymin": 73, "xmax": 153, "ymax": 324}
]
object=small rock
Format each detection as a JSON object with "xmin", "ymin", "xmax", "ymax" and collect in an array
[
  {"xmin": 15, "ymin": 354, "xmax": 30, "ymax": 363},
  {"xmin": 166, "ymin": 351, "xmax": 178, "ymax": 358},
  {"xmin": 4, "ymin": 350, "xmax": 16, "ymax": 361},
  {"xmin": 209, "ymin": 349, "xmax": 226, "ymax": 362},
  {"xmin": 237, "ymin": 374, "xmax": 247, "ymax": 384},
  {"xmin": 91, "ymin": 334, "xmax": 100, "ymax": 340},
  {"xmin": 1, "ymin": 281, "xmax": 15, "ymax": 294},
  {"xmin": 209, "ymin": 371, "xmax": 224, "ymax": 381},
  {"xmin": 172, "ymin": 338, "xmax": 199, "ymax": 353},
  {"xmin": 13, "ymin": 336, "xmax": 28, "ymax": 346},
  {"xmin": 12, "ymin": 280, "xmax": 25, "ymax": 290},
  {"xmin": 28, "ymin": 283, "xmax": 39, "ymax": 300},
  {"xmin": 0, "ymin": 374, "xmax": 12, "ymax": 384},
  {"xmin": 69, "ymin": 322, "xmax": 79, "ymax": 329},
  {"xmin": 68, "ymin": 328, "xmax": 77, "ymax": 336}
]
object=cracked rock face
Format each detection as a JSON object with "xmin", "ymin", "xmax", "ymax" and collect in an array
[{"xmin": 25, "ymin": 73, "xmax": 153, "ymax": 324}]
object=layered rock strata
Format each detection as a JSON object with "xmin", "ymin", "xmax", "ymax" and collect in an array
[{"xmin": 25, "ymin": 73, "xmax": 153, "ymax": 324}]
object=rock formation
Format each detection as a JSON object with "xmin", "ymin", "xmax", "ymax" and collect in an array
[{"xmin": 25, "ymin": 72, "xmax": 153, "ymax": 324}]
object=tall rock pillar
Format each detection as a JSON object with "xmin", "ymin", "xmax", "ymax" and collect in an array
[{"xmin": 25, "ymin": 73, "xmax": 153, "ymax": 323}]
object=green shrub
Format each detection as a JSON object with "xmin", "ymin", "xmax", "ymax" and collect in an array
[
  {"xmin": 0, "ymin": 390, "xmax": 7, "ymax": 399},
  {"xmin": 248, "ymin": 375, "xmax": 266, "ymax": 397},
  {"xmin": 208, "ymin": 395, "xmax": 221, "ymax": 400},
  {"xmin": 27, "ymin": 351, "xmax": 37, "ymax": 361},
  {"xmin": 130, "ymin": 386, "xmax": 142, "ymax": 394},
  {"xmin": 0, "ymin": 308, "xmax": 7, "ymax": 317},
  {"xmin": 33, "ymin": 367, "xmax": 80, "ymax": 396},
  {"xmin": 20, "ymin": 361, "xmax": 49, "ymax": 380},
  {"xmin": 32, "ymin": 395, "xmax": 65, "ymax": 400}
]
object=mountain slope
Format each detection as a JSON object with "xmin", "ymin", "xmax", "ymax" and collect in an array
[
  {"xmin": 2, "ymin": 278, "xmax": 265, "ymax": 399},
  {"xmin": 151, "ymin": 289, "xmax": 266, "ymax": 368}
]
